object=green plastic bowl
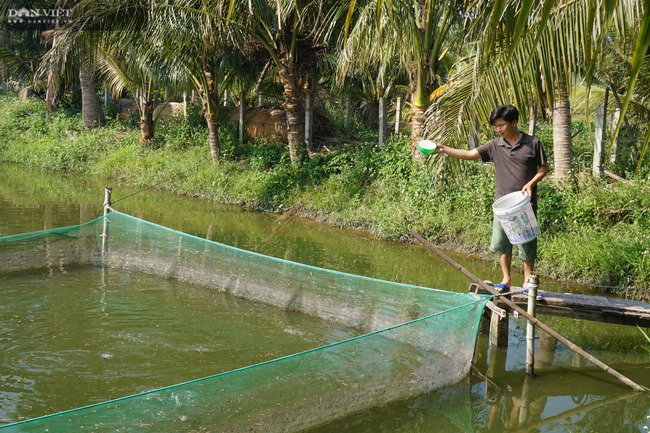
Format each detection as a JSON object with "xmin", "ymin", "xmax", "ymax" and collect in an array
[{"xmin": 418, "ymin": 140, "xmax": 438, "ymax": 155}]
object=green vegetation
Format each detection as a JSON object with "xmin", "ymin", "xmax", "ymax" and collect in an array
[
  {"xmin": 1, "ymin": 95, "xmax": 649, "ymax": 292},
  {"xmin": 640, "ymin": 326, "xmax": 650, "ymax": 354}
]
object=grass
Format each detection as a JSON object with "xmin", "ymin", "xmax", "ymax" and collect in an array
[{"xmin": 0, "ymin": 94, "xmax": 649, "ymax": 291}]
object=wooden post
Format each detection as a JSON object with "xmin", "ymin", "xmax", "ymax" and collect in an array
[
  {"xmin": 470, "ymin": 112, "xmax": 480, "ymax": 150},
  {"xmin": 239, "ymin": 90, "xmax": 246, "ymax": 145},
  {"xmin": 345, "ymin": 95, "xmax": 351, "ymax": 128},
  {"xmin": 223, "ymin": 89, "xmax": 228, "ymax": 107},
  {"xmin": 103, "ymin": 187, "xmax": 112, "ymax": 216},
  {"xmin": 528, "ymin": 96, "xmax": 537, "ymax": 136},
  {"xmin": 593, "ymin": 105, "xmax": 606, "ymax": 177},
  {"xmin": 394, "ymin": 97, "xmax": 402, "ymax": 135},
  {"xmin": 378, "ymin": 97, "xmax": 387, "ymax": 145},
  {"xmin": 183, "ymin": 91, "xmax": 188, "ymax": 117},
  {"xmin": 479, "ymin": 308, "xmax": 491, "ymax": 335},
  {"xmin": 606, "ymin": 78, "xmax": 639, "ymax": 158},
  {"xmin": 258, "ymin": 91, "xmax": 264, "ymax": 107},
  {"xmin": 102, "ymin": 187, "xmax": 112, "ymax": 260},
  {"xmin": 490, "ymin": 310, "xmax": 509, "ymax": 347},
  {"xmin": 610, "ymin": 108, "xmax": 620, "ymax": 164},
  {"xmin": 525, "ymin": 274, "xmax": 539, "ymax": 376},
  {"xmin": 305, "ymin": 92, "xmax": 314, "ymax": 150},
  {"xmin": 104, "ymin": 84, "xmax": 109, "ymax": 108}
]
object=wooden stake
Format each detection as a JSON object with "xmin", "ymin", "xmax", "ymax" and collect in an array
[
  {"xmin": 102, "ymin": 187, "xmax": 112, "ymax": 260},
  {"xmin": 239, "ymin": 91, "xmax": 246, "ymax": 145},
  {"xmin": 407, "ymin": 230, "xmax": 648, "ymax": 393},
  {"xmin": 378, "ymin": 97, "xmax": 387, "ymax": 145},
  {"xmin": 525, "ymin": 275, "xmax": 538, "ymax": 376}
]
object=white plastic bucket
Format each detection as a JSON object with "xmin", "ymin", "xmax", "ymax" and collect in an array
[{"xmin": 492, "ymin": 191, "xmax": 540, "ymax": 245}]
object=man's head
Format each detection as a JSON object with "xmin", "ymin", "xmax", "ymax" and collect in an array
[
  {"xmin": 489, "ymin": 105, "xmax": 519, "ymax": 125},
  {"xmin": 490, "ymin": 105, "xmax": 519, "ymax": 138}
]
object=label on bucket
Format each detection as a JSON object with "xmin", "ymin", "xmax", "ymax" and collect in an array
[{"xmin": 497, "ymin": 208, "xmax": 540, "ymax": 245}]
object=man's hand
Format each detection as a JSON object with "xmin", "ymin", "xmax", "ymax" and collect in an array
[{"xmin": 522, "ymin": 162, "xmax": 550, "ymax": 196}]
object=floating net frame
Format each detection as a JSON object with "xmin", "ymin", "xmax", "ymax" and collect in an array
[{"xmin": 0, "ymin": 211, "xmax": 489, "ymax": 432}]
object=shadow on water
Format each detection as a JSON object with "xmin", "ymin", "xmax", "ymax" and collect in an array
[{"xmin": 2, "ymin": 163, "xmax": 650, "ymax": 431}]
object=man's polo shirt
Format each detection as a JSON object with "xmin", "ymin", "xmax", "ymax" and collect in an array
[{"xmin": 476, "ymin": 133, "xmax": 547, "ymax": 210}]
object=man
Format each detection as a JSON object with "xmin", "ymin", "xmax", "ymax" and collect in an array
[{"xmin": 434, "ymin": 105, "xmax": 549, "ymax": 293}]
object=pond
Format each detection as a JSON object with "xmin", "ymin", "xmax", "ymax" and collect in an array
[{"xmin": 1, "ymin": 163, "xmax": 649, "ymax": 432}]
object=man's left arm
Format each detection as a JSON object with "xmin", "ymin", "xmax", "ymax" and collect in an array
[{"xmin": 522, "ymin": 162, "xmax": 549, "ymax": 197}]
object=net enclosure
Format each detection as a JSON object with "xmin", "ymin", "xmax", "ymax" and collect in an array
[{"xmin": 0, "ymin": 211, "xmax": 490, "ymax": 432}]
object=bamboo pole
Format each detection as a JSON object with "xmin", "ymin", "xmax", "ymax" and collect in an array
[
  {"xmin": 378, "ymin": 97, "xmax": 387, "ymax": 145},
  {"xmin": 525, "ymin": 275, "xmax": 538, "ymax": 376},
  {"xmin": 101, "ymin": 187, "xmax": 112, "ymax": 260},
  {"xmin": 407, "ymin": 230, "xmax": 648, "ymax": 393},
  {"xmin": 603, "ymin": 169, "xmax": 628, "ymax": 183}
]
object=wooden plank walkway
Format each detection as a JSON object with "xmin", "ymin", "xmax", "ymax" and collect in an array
[{"xmin": 469, "ymin": 283, "xmax": 650, "ymax": 328}]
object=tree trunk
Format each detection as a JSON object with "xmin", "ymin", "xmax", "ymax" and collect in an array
[
  {"xmin": 552, "ymin": 82, "xmax": 573, "ymax": 179},
  {"xmin": 79, "ymin": 68, "xmax": 105, "ymax": 129},
  {"xmin": 277, "ymin": 57, "xmax": 304, "ymax": 165},
  {"xmin": 140, "ymin": 99, "xmax": 154, "ymax": 146},
  {"xmin": 46, "ymin": 23, "xmax": 60, "ymax": 121},
  {"xmin": 200, "ymin": 68, "xmax": 220, "ymax": 161},
  {"xmin": 411, "ymin": 104, "xmax": 426, "ymax": 161},
  {"xmin": 409, "ymin": 21, "xmax": 435, "ymax": 160},
  {"xmin": 205, "ymin": 110, "xmax": 220, "ymax": 161},
  {"xmin": 45, "ymin": 69, "xmax": 58, "ymax": 121}
]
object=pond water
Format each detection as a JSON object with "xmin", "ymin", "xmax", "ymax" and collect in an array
[
  {"xmin": 1, "ymin": 163, "xmax": 649, "ymax": 432},
  {"xmin": 0, "ymin": 267, "xmax": 362, "ymax": 423}
]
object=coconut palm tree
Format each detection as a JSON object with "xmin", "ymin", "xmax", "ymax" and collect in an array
[
  {"xmin": 0, "ymin": 1, "xmax": 61, "ymax": 102},
  {"xmin": 424, "ymin": 0, "xmax": 648, "ymax": 180},
  {"xmin": 340, "ymin": 0, "xmax": 463, "ymax": 158},
  {"xmin": 244, "ymin": 0, "xmax": 347, "ymax": 164},
  {"xmin": 335, "ymin": 2, "xmax": 408, "ymax": 133},
  {"xmin": 40, "ymin": 25, "xmax": 106, "ymax": 128},
  {"xmin": 45, "ymin": 0, "xmax": 239, "ymax": 159},
  {"xmin": 0, "ymin": 28, "xmax": 42, "ymax": 87},
  {"xmin": 98, "ymin": 41, "xmax": 180, "ymax": 145},
  {"xmin": 151, "ymin": 0, "xmax": 242, "ymax": 160}
]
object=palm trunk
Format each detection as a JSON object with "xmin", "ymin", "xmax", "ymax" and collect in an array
[
  {"xmin": 205, "ymin": 110, "xmax": 220, "ymax": 161},
  {"xmin": 411, "ymin": 104, "xmax": 426, "ymax": 160},
  {"xmin": 200, "ymin": 69, "xmax": 220, "ymax": 161},
  {"xmin": 410, "ymin": 30, "xmax": 431, "ymax": 160},
  {"xmin": 140, "ymin": 99, "xmax": 154, "ymax": 146},
  {"xmin": 46, "ymin": 23, "xmax": 60, "ymax": 121},
  {"xmin": 46, "ymin": 69, "xmax": 58, "ymax": 121},
  {"xmin": 278, "ymin": 58, "xmax": 304, "ymax": 165},
  {"xmin": 79, "ymin": 68, "xmax": 105, "ymax": 129},
  {"xmin": 552, "ymin": 81, "xmax": 573, "ymax": 179}
]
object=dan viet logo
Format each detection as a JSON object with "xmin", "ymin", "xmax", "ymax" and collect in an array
[{"xmin": 7, "ymin": 7, "xmax": 71, "ymax": 24}]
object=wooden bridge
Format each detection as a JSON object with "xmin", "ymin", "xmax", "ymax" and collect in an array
[{"xmin": 469, "ymin": 283, "xmax": 650, "ymax": 346}]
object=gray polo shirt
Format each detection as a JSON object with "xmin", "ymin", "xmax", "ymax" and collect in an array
[{"xmin": 476, "ymin": 133, "xmax": 547, "ymax": 210}]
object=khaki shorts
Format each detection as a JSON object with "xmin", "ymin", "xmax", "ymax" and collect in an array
[{"xmin": 490, "ymin": 217, "xmax": 537, "ymax": 261}]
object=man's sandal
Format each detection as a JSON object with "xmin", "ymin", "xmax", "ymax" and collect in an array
[{"xmin": 522, "ymin": 290, "xmax": 544, "ymax": 300}]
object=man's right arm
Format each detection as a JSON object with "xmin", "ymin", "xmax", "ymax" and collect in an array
[{"xmin": 435, "ymin": 145, "xmax": 481, "ymax": 160}]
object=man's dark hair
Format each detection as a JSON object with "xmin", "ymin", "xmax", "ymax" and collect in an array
[{"xmin": 489, "ymin": 105, "xmax": 519, "ymax": 124}]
